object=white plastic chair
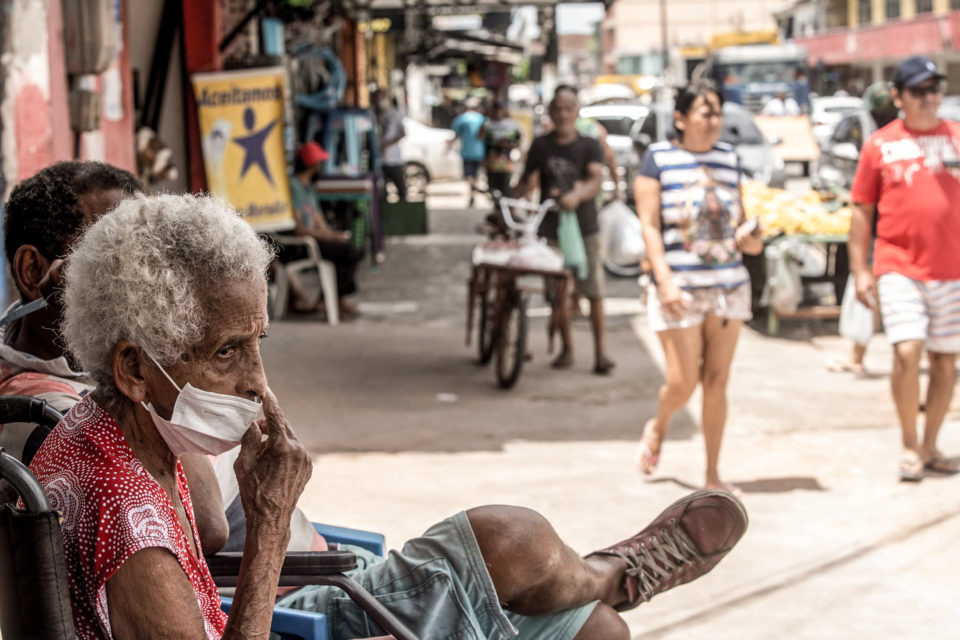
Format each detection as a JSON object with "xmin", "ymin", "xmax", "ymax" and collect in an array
[{"xmin": 271, "ymin": 235, "xmax": 340, "ymax": 325}]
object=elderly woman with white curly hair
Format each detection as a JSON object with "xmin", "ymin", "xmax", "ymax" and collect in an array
[
  {"xmin": 30, "ymin": 193, "xmax": 749, "ymax": 640},
  {"xmin": 28, "ymin": 193, "xmax": 312, "ymax": 638}
]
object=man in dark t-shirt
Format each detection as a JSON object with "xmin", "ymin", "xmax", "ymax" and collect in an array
[{"xmin": 516, "ymin": 85, "xmax": 614, "ymax": 374}]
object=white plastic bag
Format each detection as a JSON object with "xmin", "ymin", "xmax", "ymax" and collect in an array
[
  {"xmin": 763, "ymin": 239, "xmax": 803, "ymax": 315},
  {"xmin": 838, "ymin": 273, "xmax": 874, "ymax": 346},
  {"xmin": 507, "ymin": 240, "xmax": 564, "ymax": 272},
  {"xmin": 599, "ymin": 200, "xmax": 645, "ymax": 265}
]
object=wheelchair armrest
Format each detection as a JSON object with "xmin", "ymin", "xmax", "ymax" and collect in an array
[
  {"xmin": 206, "ymin": 550, "xmax": 357, "ymax": 587},
  {"xmin": 209, "ymin": 549, "xmax": 419, "ymax": 640}
]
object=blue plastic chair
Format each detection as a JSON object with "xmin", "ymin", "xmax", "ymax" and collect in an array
[{"xmin": 219, "ymin": 522, "xmax": 389, "ymax": 640}]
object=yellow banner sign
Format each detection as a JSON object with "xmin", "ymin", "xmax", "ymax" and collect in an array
[{"xmin": 191, "ymin": 68, "xmax": 294, "ymax": 232}]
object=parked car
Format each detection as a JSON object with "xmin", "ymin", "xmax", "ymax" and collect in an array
[
  {"xmin": 810, "ymin": 95, "xmax": 864, "ymax": 148},
  {"xmin": 631, "ymin": 102, "xmax": 786, "ymax": 188},
  {"xmin": 813, "ymin": 100, "xmax": 960, "ymax": 191},
  {"xmin": 578, "ymin": 103, "xmax": 647, "ymax": 201},
  {"xmin": 397, "ymin": 118, "xmax": 463, "ymax": 198}
]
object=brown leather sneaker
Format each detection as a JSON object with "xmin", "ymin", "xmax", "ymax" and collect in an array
[{"xmin": 590, "ymin": 489, "xmax": 748, "ymax": 611}]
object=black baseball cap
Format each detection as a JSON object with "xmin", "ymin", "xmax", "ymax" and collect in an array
[{"xmin": 894, "ymin": 56, "xmax": 946, "ymax": 88}]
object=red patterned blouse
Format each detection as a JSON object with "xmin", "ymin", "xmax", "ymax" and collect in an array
[{"xmin": 29, "ymin": 395, "xmax": 228, "ymax": 639}]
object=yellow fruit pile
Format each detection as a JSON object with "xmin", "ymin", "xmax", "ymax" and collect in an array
[{"xmin": 742, "ymin": 180, "xmax": 850, "ymax": 237}]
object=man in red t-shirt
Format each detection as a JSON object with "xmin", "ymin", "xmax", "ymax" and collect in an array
[{"xmin": 850, "ymin": 56, "xmax": 960, "ymax": 481}]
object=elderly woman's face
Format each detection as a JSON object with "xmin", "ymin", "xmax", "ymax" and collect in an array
[{"xmin": 144, "ymin": 276, "xmax": 269, "ymax": 414}]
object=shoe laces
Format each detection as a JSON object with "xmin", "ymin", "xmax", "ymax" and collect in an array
[{"xmin": 611, "ymin": 518, "xmax": 703, "ymax": 603}]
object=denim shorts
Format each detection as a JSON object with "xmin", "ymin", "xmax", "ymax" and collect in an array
[{"xmin": 276, "ymin": 511, "xmax": 597, "ymax": 640}]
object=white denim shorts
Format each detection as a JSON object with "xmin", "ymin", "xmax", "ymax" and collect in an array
[
  {"xmin": 877, "ymin": 272, "xmax": 960, "ymax": 353},
  {"xmin": 647, "ymin": 282, "xmax": 752, "ymax": 332}
]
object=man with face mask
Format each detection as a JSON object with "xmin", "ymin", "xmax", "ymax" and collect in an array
[
  {"xmin": 0, "ymin": 161, "xmax": 140, "ymax": 462},
  {"xmin": 288, "ymin": 141, "xmax": 362, "ymax": 318},
  {"xmin": 0, "ymin": 161, "xmax": 233, "ymax": 554}
]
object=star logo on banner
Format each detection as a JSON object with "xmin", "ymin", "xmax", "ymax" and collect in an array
[{"xmin": 232, "ymin": 106, "xmax": 278, "ymax": 186}]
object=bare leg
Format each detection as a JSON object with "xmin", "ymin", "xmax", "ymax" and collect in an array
[
  {"xmin": 921, "ymin": 351, "xmax": 957, "ymax": 461},
  {"xmin": 467, "ymin": 506, "xmax": 625, "ymax": 616},
  {"xmin": 891, "ymin": 340, "xmax": 924, "ymax": 457},
  {"xmin": 851, "ymin": 342, "xmax": 867, "ymax": 367},
  {"xmin": 590, "ymin": 296, "xmax": 614, "ymax": 373},
  {"xmin": 466, "ymin": 176, "xmax": 477, "ymax": 206},
  {"xmin": 700, "ymin": 316, "xmax": 743, "ymax": 488},
  {"xmin": 643, "ymin": 325, "xmax": 704, "ymax": 456},
  {"xmin": 552, "ymin": 291, "xmax": 574, "ymax": 368}
]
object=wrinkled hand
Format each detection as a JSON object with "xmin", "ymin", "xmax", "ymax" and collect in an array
[
  {"xmin": 659, "ymin": 283, "xmax": 691, "ymax": 318},
  {"xmin": 854, "ymin": 269, "xmax": 878, "ymax": 310},
  {"xmin": 559, "ymin": 191, "xmax": 580, "ymax": 211},
  {"xmin": 234, "ymin": 388, "xmax": 312, "ymax": 534}
]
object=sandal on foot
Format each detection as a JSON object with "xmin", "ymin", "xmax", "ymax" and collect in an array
[
  {"xmin": 705, "ymin": 482, "xmax": 743, "ymax": 499},
  {"xmin": 635, "ymin": 419, "xmax": 661, "ymax": 475},
  {"xmin": 594, "ymin": 355, "xmax": 616, "ymax": 375},
  {"xmin": 924, "ymin": 453, "xmax": 959, "ymax": 475},
  {"xmin": 826, "ymin": 359, "xmax": 866, "ymax": 376},
  {"xmin": 898, "ymin": 452, "xmax": 924, "ymax": 482},
  {"xmin": 551, "ymin": 352, "xmax": 574, "ymax": 369}
]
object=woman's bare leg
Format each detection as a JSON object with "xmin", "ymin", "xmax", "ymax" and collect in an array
[
  {"xmin": 700, "ymin": 316, "xmax": 742, "ymax": 488},
  {"xmin": 644, "ymin": 325, "xmax": 704, "ymax": 456}
]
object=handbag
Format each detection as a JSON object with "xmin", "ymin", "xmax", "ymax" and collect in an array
[{"xmin": 557, "ymin": 210, "xmax": 588, "ymax": 280}]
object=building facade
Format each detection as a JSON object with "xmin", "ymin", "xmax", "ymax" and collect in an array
[
  {"xmin": 793, "ymin": 0, "xmax": 960, "ymax": 93},
  {"xmin": 600, "ymin": 0, "xmax": 784, "ymax": 77}
]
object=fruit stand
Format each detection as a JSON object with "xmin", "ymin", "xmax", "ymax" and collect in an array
[{"xmin": 741, "ymin": 181, "xmax": 852, "ymax": 334}]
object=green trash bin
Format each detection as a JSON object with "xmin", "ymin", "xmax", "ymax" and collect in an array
[{"xmin": 383, "ymin": 201, "xmax": 428, "ymax": 236}]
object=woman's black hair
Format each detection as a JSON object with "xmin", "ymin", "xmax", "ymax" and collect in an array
[{"xmin": 673, "ymin": 80, "xmax": 724, "ymax": 141}]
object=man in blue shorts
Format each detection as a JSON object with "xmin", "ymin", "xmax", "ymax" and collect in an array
[
  {"xmin": 451, "ymin": 97, "xmax": 487, "ymax": 207},
  {"xmin": 279, "ymin": 489, "xmax": 748, "ymax": 639}
]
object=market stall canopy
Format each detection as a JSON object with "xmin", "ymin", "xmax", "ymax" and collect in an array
[{"xmin": 416, "ymin": 30, "xmax": 524, "ymax": 65}]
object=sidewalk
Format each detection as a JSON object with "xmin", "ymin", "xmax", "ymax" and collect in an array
[{"xmin": 272, "ymin": 185, "xmax": 960, "ymax": 638}]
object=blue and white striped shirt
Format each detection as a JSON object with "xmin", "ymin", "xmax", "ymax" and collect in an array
[{"xmin": 639, "ymin": 141, "xmax": 750, "ymax": 290}]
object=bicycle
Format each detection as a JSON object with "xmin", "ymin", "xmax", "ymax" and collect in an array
[{"xmin": 466, "ymin": 196, "xmax": 570, "ymax": 389}]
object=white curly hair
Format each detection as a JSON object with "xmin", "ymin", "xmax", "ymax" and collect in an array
[{"xmin": 62, "ymin": 193, "xmax": 273, "ymax": 391}]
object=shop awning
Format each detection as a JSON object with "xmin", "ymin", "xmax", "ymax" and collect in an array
[
  {"xmin": 410, "ymin": 29, "xmax": 524, "ymax": 64},
  {"xmin": 342, "ymin": 0, "xmax": 613, "ymax": 11},
  {"xmin": 797, "ymin": 12, "xmax": 960, "ymax": 66}
]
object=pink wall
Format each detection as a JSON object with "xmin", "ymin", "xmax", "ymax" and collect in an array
[{"xmin": 10, "ymin": 0, "xmax": 135, "ymax": 184}]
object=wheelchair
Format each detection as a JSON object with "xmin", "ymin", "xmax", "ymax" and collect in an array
[{"xmin": 0, "ymin": 395, "xmax": 416, "ymax": 640}]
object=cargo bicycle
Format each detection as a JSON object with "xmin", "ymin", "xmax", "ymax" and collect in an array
[{"xmin": 466, "ymin": 196, "xmax": 571, "ymax": 389}]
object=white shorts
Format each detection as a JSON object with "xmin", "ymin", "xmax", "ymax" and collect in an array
[
  {"xmin": 877, "ymin": 272, "xmax": 960, "ymax": 353},
  {"xmin": 647, "ymin": 282, "xmax": 752, "ymax": 333}
]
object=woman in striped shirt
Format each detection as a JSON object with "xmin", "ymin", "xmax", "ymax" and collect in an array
[{"xmin": 633, "ymin": 81, "xmax": 763, "ymax": 495}]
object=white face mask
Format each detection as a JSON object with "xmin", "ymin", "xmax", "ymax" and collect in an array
[{"xmin": 140, "ymin": 353, "xmax": 262, "ymax": 457}]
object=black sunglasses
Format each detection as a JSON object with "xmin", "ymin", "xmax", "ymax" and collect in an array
[{"xmin": 907, "ymin": 83, "xmax": 943, "ymax": 98}]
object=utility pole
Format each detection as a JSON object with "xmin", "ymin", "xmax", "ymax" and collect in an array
[{"xmin": 659, "ymin": 0, "xmax": 668, "ymax": 78}]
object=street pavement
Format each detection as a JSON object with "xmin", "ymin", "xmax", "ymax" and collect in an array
[{"xmin": 266, "ymin": 182, "xmax": 960, "ymax": 639}]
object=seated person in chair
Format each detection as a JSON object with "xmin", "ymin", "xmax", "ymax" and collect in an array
[
  {"xmin": 32, "ymin": 192, "xmax": 749, "ymax": 639},
  {"xmin": 0, "ymin": 161, "xmax": 140, "ymax": 462},
  {"xmin": 0, "ymin": 161, "xmax": 229, "ymax": 553},
  {"xmin": 288, "ymin": 142, "xmax": 361, "ymax": 318}
]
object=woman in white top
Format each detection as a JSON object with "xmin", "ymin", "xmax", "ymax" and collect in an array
[{"xmin": 633, "ymin": 81, "xmax": 763, "ymax": 495}]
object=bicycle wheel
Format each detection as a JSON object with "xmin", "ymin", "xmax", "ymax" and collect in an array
[
  {"xmin": 477, "ymin": 283, "xmax": 497, "ymax": 365},
  {"xmin": 495, "ymin": 292, "xmax": 528, "ymax": 389}
]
